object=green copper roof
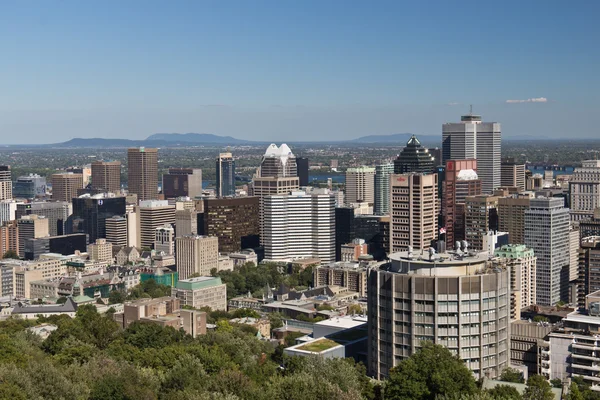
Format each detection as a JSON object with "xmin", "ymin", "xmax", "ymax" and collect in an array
[
  {"xmin": 494, "ymin": 244, "xmax": 534, "ymax": 259},
  {"xmin": 176, "ymin": 276, "xmax": 223, "ymax": 290}
]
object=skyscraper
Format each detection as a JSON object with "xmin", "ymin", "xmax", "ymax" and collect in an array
[
  {"xmin": 216, "ymin": 152, "xmax": 236, "ymax": 197},
  {"xmin": 393, "ymin": 135, "xmax": 435, "ymax": 174},
  {"xmin": 175, "ymin": 235, "xmax": 219, "ymax": 279},
  {"xmin": 374, "ymin": 164, "xmax": 393, "ymax": 215},
  {"xmin": 262, "ymin": 190, "xmax": 334, "ymax": 263},
  {"xmin": 578, "ymin": 236, "xmax": 600, "ymax": 309},
  {"xmin": 0, "ymin": 166, "xmax": 12, "ymax": 200},
  {"xmin": 154, "ymin": 224, "xmax": 175, "ymax": 255},
  {"xmin": 51, "ymin": 173, "xmax": 83, "ymax": 202},
  {"xmin": 500, "ymin": 158, "xmax": 526, "ymax": 192},
  {"xmin": 136, "ymin": 200, "xmax": 176, "ymax": 249},
  {"xmin": 71, "ymin": 193, "xmax": 126, "ymax": 243},
  {"xmin": 498, "ymin": 195, "xmax": 531, "ymax": 245},
  {"xmin": 91, "ymin": 161, "xmax": 121, "ymax": 194},
  {"xmin": 105, "ymin": 215, "xmax": 128, "ymax": 247},
  {"xmin": 12, "ymin": 174, "xmax": 46, "ymax": 199},
  {"xmin": 570, "ymin": 160, "xmax": 600, "ymax": 222},
  {"xmin": 128, "ymin": 147, "xmax": 159, "ymax": 201},
  {"xmin": 442, "ymin": 113, "xmax": 501, "ymax": 194},
  {"xmin": 251, "ymin": 144, "xmax": 299, "ymax": 197},
  {"xmin": 162, "ymin": 168, "xmax": 203, "ymax": 199},
  {"xmin": 345, "ymin": 167, "xmax": 375, "ymax": 205},
  {"xmin": 16, "ymin": 201, "xmax": 72, "ymax": 237},
  {"xmin": 296, "ymin": 157, "xmax": 309, "ymax": 186},
  {"xmin": 17, "ymin": 215, "xmax": 49, "ymax": 257},
  {"xmin": 465, "ymin": 194, "xmax": 499, "ymax": 251},
  {"xmin": 390, "ymin": 173, "xmax": 438, "ymax": 252},
  {"xmin": 525, "ymin": 197, "xmax": 570, "ymax": 305},
  {"xmin": 200, "ymin": 197, "xmax": 259, "ymax": 253}
]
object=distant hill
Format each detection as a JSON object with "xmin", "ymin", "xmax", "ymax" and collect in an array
[
  {"xmin": 146, "ymin": 133, "xmax": 251, "ymax": 144},
  {"xmin": 351, "ymin": 133, "xmax": 440, "ymax": 145},
  {"xmin": 51, "ymin": 133, "xmax": 253, "ymax": 148}
]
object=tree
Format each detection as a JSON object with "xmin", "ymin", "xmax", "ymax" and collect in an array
[
  {"xmin": 108, "ymin": 290, "xmax": 126, "ymax": 304},
  {"xmin": 533, "ymin": 316, "xmax": 549, "ymax": 323},
  {"xmin": 216, "ymin": 320, "xmax": 233, "ymax": 333},
  {"xmin": 385, "ymin": 342, "xmax": 477, "ymax": 400},
  {"xmin": 56, "ymin": 297, "xmax": 68, "ymax": 304},
  {"xmin": 347, "ymin": 304, "xmax": 364, "ymax": 315},
  {"xmin": 550, "ymin": 378, "xmax": 562, "ymax": 388},
  {"xmin": 523, "ymin": 375, "xmax": 554, "ymax": 400},
  {"xmin": 499, "ymin": 367, "xmax": 525, "ymax": 383},
  {"xmin": 231, "ymin": 308, "xmax": 260, "ymax": 319},
  {"xmin": 566, "ymin": 382, "xmax": 585, "ymax": 400},
  {"xmin": 486, "ymin": 384, "xmax": 522, "ymax": 400},
  {"xmin": 2, "ymin": 250, "xmax": 19, "ymax": 259}
]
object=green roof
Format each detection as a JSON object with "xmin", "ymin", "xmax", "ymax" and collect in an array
[
  {"xmin": 176, "ymin": 276, "xmax": 223, "ymax": 290},
  {"xmin": 495, "ymin": 244, "xmax": 534, "ymax": 259},
  {"xmin": 296, "ymin": 338, "xmax": 341, "ymax": 353},
  {"xmin": 72, "ymin": 295, "xmax": 95, "ymax": 304}
]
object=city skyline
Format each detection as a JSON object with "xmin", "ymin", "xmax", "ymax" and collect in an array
[{"xmin": 0, "ymin": 1, "xmax": 598, "ymax": 143}]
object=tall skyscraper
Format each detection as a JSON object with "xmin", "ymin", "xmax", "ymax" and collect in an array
[
  {"xmin": 51, "ymin": 173, "xmax": 83, "ymax": 202},
  {"xmin": 216, "ymin": 152, "xmax": 236, "ymax": 198},
  {"xmin": 0, "ymin": 200, "xmax": 19, "ymax": 226},
  {"xmin": 465, "ymin": 195, "xmax": 499, "ymax": 251},
  {"xmin": 17, "ymin": 215, "xmax": 49, "ymax": 257},
  {"xmin": 498, "ymin": 195, "xmax": 531, "ymax": 245},
  {"xmin": 0, "ymin": 220, "xmax": 19, "ymax": 257},
  {"xmin": 16, "ymin": 201, "xmax": 72, "ymax": 236},
  {"xmin": 162, "ymin": 168, "xmax": 202, "ymax": 199},
  {"xmin": 175, "ymin": 235, "xmax": 219, "ymax": 279},
  {"xmin": 13, "ymin": 174, "xmax": 46, "ymax": 199},
  {"xmin": 136, "ymin": 200, "xmax": 176, "ymax": 249},
  {"xmin": 296, "ymin": 157, "xmax": 309, "ymax": 186},
  {"xmin": 374, "ymin": 164, "xmax": 393, "ymax": 215},
  {"xmin": 443, "ymin": 159, "xmax": 481, "ymax": 248},
  {"xmin": 494, "ymin": 244, "xmax": 537, "ymax": 319},
  {"xmin": 128, "ymin": 147, "xmax": 159, "ymax": 201},
  {"xmin": 175, "ymin": 209, "xmax": 198, "ymax": 237},
  {"xmin": 345, "ymin": 167, "xmax": 375, "ymax": 205},
  {"xmin": 393, "ymin": 135, "xmax": 435, "ymax": 174},
  {"xmin": 91, "ymin": 161, "xmax": 122, "ymax": 194},
  {"xmin": 105, "ymin": 215, "xmax": 128, "ymax": 247},
  {"xmin": 442, "ymin": 113, "xmax": 501, "ymax": 194},
  {"xmin": 570, "ymin": 160, "xmax": 600, "ymax": 222},
  {"xmin": 578, "ymin": 236, "xmax": 600, "ymax": 309},
  {"xmin": 500, "ymin": 158, "xmax": 526, "ymax": 192},
  {"xmin": 72, "ymin": 194, "xmax": 126, "ymax": 244},
  {"xmin": 0, "ymin": 166, "xmax": 12, "ymax": 200},
  {"xmin": 251, "ymin": 144, "xmax": 300, "ymax": 197},
  {"xmin": 525, "ymin": 197, "xmax": 570, "ymax": 305},
  {"xmin": 390, "ymin": 173, "xmax": 438, "ymax": 252},
  {"xmin": 262, "ymin": 190, "xmax": 334, "ymax": 263},
  {"xmin": 200, "ymin": 197, "xmax": 259, "ymax": 253}
]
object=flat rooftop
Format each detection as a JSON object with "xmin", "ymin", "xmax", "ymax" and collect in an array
[{"xmin": 315, "ymin": 315, "xmax": 367, "ymax": 330}]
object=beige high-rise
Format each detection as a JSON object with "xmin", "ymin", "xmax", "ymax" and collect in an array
[
  {"xmin": 175, "ymin": 235, "xmax": 219, "ymax": 279},
  {"xmin": 128, "ymin": 147, "xmax": 158, "ymax": 201},
  {"xmin": 0, "ymin": 166, "xmax": 12, "ymax": 200},
  {"xmin": 17, "ymin": 215, "xmax": 49, "ymax": 257},
  {"xmin": 498, "ymin": 195, "xmax": 531, "ymax": 245},
  {"xmin": 136, "ymin": 200, "xmax": 175, "ymax": 249},
  {"xmin": 345, "ymin": 167, "xmax": 375, "ymax": 205},
  {"xmin": 390, "ymin": 173, "xmax": 438, "ymax": 252},
  {"xmin": 91, "ymin": 161, "xmax": 121, "ymax": 194},
  {"xmin": 88, "ymin": 238, "xmax": 113, "ymax": 262},
  {"xmin": 465, "ymin": 195, "xmax": 499, "ymax": 251},
  {"xmin": 0, "ymin": 220, "xmax": 19, "ymax": 257},
  {"xmin": 51, "ymin": 173, "xmax": 83, "ymax": 202}
]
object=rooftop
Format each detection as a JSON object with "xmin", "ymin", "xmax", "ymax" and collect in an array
[
  {"xmin": 295, "ymin": 338, "xmax": 341, "ymax": 353},
  {"xmin": 315, "ymin": 315, "xmax": 367, "ymax": 330},
  {"xmin": 176, "ymin": 276, "xmax": 223, "ymax": 290}
]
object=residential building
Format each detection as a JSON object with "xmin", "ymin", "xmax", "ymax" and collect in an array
[
  {"xmin": 155, "ymin": 224, "xmax": 175, "ymax": 255},
  {"xmin": 12, "ymin": 174, "xmax": 47, "ymax": 199},
  {"xmin": 51, "ymin": 173, "xmax": 83, "ymax": 202},
  {"xmin": 216, "ymin": 152, "xmax": 236, "ymax": 197},
  {"xmin": 71, "ymin": 193, "xmax": 126, "ymax": 243},
  {"xmin": 0, "ymin": 220, "xmax": 19, "ymax": 257},
  {"xmin": 0, "ymin": 165, "xmax": 11, "ymax": 200},
  {"xmin": 175, "ymin": 209, "xmax": 198, "ymax": 237},
  {"xmin": 262, "ymin": 190, "xmax": 335, "ymax": 263},
  {"xmin": 570, "ymin": 160, "xmax": 600, "ymax": 221},
  {"xmin": 465, "ymin": 195, "xmax": 499, "ymax": 251},
  {"xmin": 498, "ymin": 195, "xmax": 531, "ymax": 245},
  {"xmin": 443, "ymin": 159, "xmax": 481, "ymax": 249},
  {"xmin": 91, "ymin": 161, "xmax": 121, "ymax": 194},
  {"xmin": 296, "ymin": 157, "xmax": 309, "ymax": 186},
  {"xmin": 16, "ymin": 201, "xmax": 72, "ymax": 237},
  {"xmin": 442, "ymin": 113, "xmax": 501, "ymax": 194},
  {"xmin": 172, "ymin": 276, "xmax": 227, "ymax": 311},
  {"xmin": 136, "ymin": 200, "xmax": 175, "ymax": 249},
  {"xmin": 105, "ymin": 216, "xmax": 127, "ymax": 247},
  {"xmin": 374, "ymin": 163, "xmax": 394, "ymax": 215},
  {"xmin": 510, "ymin": 320, "xmax": 554, "ymax": 376},
  {"xmin": 175, "ymin": 235, "xmax": 219, "ymax": 279},
  {"xmin": 88, "ymin": 238, "xmax": 113, "ymax": 262},
  {"xmin": 525, "ymin": 197, "xmax": 570, "ymax": 305},
  {"xmin": 501, "ymin": 158, "xmax": 526, "ymax": 192},
  {"xmin": 577, "ymin": 236, "xmax": 600, "ymax": 309},
  {"xmin": 17, "ymin": 215, "xmax": 49, "ymax": 257},
  {"xmin": 390, "ymin": 173, "xmax": 438, "ymax": 252},
  {"xmin": 494, "ymin": 244, "xmax": 537, "ymax": 319},
  {"xmin": 127, "ymin": 147, "xmax": 159, "ymax": 201},
  {"xmin": 368, "ymin": 250, "xmax": 510, "ymax": 379},
  {"xmin": 393, "ymin": 135, "xmax": 435, "ymax": 174},
  {"xmin": 345, "ymin": 166, "xmax": 375, "ymax": 205},
  {"xmin": 313, "ymin": 261, "xmax": 369, "ymax": 297},
  {"xmin": 162, "ymin": 168, "xmax": 202, "ymax": 199}
]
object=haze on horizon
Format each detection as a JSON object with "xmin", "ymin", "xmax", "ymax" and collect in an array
[{"xmin": 0, "ymin": 0, "xmax": 598, "ymax": 145}]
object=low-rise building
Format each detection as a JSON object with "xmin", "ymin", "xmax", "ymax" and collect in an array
[
  {"xmin": 313, "ymin": 261, "xmax": 370, "ymax": 298},
  {"xmin": 11, "ymin": 297, "xmax": 78, "ymax": 319},
  {"xmin": 229, "ymin": 317, "xmax": 271, "ymax": 338},
  {"xmin": 171, "ymin": 276, "xmax": 227, "ymax": 311},
  {"xmin": 229, "ymin": 249, "xmax": 258, "ymax": 267}
]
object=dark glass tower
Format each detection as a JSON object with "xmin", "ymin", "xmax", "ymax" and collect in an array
[
  {"xmin": 216, "ymin": 152, "xmax": 236, "ymax": 197},
  {"xmin": 71, "ymin": 195, "xmax": 126, "ymax": 243},
  {"xmin": 393, "ymin": 135, "xmax": 435, "ymax": 174},
  {"xmin": 296, "ymin": 157, "xmax": 309, "ymax": 186}
]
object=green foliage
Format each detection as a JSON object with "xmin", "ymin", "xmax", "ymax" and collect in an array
[
  {"xmin": 127, "ymin": 278, "xmax": 171, "ymax": 300},
  {"xmin": 499, "ymin": 367, "xmax": 525, "ymax": 383},
  {"xmin": 567, "ymin": 382, "xmax": 585, "ymax": 400},
  {"xmin": 2, "ymin": 249, "xmax": 19, "ymax": 259},
  {"xmin": 523, "ymin": 375, "xmax": 554, "ymax": 400},
  {"xmin": 385, "ymin": 341, "xmax": 478, "ymax": 400},
  {"xmin": 550, "ymin": 378, "xmax": 562, "ymax": 388},
  {"xmin": 56, "ymin": 296, "xmax": 68, "ymax": 304},
  {"xmin": 486, "ymin": 384, "xmax": 522, "ymax": 399},
  {"xmin": 231, "ymin": 308, "xmax": 261, "ymax": 319},
  {"xmin": 533, "ymin": 315, "xmax": 549, "ymax": 323},
  {"xmin": 108, "ymin": 289, "xmax": 126, "ymax": 304}
]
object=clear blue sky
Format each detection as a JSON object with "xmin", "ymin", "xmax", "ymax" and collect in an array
[{"xmin": 0, "ymin": 0, "xmax": 598, "ymax": 143}]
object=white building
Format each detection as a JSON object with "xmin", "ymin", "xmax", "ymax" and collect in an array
[
  {"xmin": 175, "ymin": 235, "xmax": 219, "ymax": 279},
  {"xmin": 570, "ymin": 160, "xmax": 600, "ymax": 221},
  {"xmin": 263, "ymin": 189, "xmax": 335, "ymax": 263},
  {"xmin": 154, "ymin": 224, "xmax": 175, "ymax": 255},
  {"xmin": 0, "ymin": 200, "xmax": 19, "ymax": 225},
  {"xmin": 345, "ymin": 167, "xmax": 375, "ymax": 205}
]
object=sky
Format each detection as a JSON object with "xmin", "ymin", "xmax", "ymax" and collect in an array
[{"xmin": 0, "ymin": 0, "xmax": 598, "ymax": 144}]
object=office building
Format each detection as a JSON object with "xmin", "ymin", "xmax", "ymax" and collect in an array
[
  {"xmin": 296, "ymin": 157, "xmax": 309, "ymax": 186},
  {"xmin": 17, "ymin": 215, "xmax": 49, "ymax": 257},
  {"xmin": 13, "ymin": 174, "xmax": 47, "ymax": 199},
  {"xmin": 393, "ymin": 135, "xmax": 435, "ymax": 174},
  {"xmin": 498, "ymin": 195, "xmax": 531, "ymax": 245},
  {"xmin": 570, "ymin": 228, "xmax": 580, "ymax": 283},
  {"xmin": 91, "ymin": 161, "xmax": 121, "ymax": 194},
  {"xmin": 155, "ymin": 224, "xmax": 175, "ymax": 255},
  {"xmin": 128, "ymin": 147, "xmax": 159, "ymax": 201},
  {"xmin": 200, "ymin": 197, "xmax": 260, "ymax": 253},
  {"xmin": 368, "ymin": 249, "xmax": 510, "ymax": 379},
  {"xmin": 501, "ymin": 158, "xmax": 526, "ymax": 192},
  {"xmin": 0, "ymin": 166, "xmax": 11, "ymax": 200},
  {"xmin": 0, "ymin": 220, "xmax": 19, "ymax": 257},
  {"xmin": 175, "ymin": 235, "xmax": 218, "ymax": 279},
  {"xmin": 71, "ymin": 193, "xmax": 126, "ymax": 244},
  {"xmin": 24, "ymin": 233, "xmax": 87, "ymax": 260},
  {"xmin": 88, "ymin": 238, "xmax": 113, "ymax": 262},
  {"xmin": 51, "ymin": 173, "xmax": 83, "ymax": 202},
  {"xmin": 443, "ymin": 159, "xmax": 481, "ymax": 249},
  {"xmin": 442, "ymin": 113, "xmax": 501, "ymax": 194},
  {"xmin": 570, "ymin": 160, "xmax": 600, "ymax": 221},
  {"xmin": 577, "ymin": 236, "xmax": 600, "ymax": 309},
  {"xmin": 175, "ymin": 208, "xmax": 198, "ymax": 237},
  {"xmin": 12, "ymin": 258, "xmax": 67, "ymax": 299},
  {"xmin": 0, "ymin": 200, "xmax": 19, "ymax": 226},
  {"xmin": 340, "ymin": 238, "xmax": 369, "ymax": 262},
  {"xmin": 525, "ymin": 197, "xmax": 570, "ymax": 305},
  {"xmin": 16, "ymin": 201, "xmax": 72, "ymax": 237},
  {"xmin": 137, "ymin": 200, "xmax": 175, "ymax": 250},
  {"xmin": 580, "ymin": 208, "xmax": 600, "ymax": 242},
  {"xmin": 313, "ymin": 261, "xmax": 369, "ymax": 297},
  {"xmin": 262, "ymin": 190, "xmax": 335, "ymax": 263},
  {"xmin": 162, "ymin": 168, "xmax": 202, "ymax": 199},
  {"xmin": 172, "ymin": 276, "xmax": 227, "ymax": 311},
  {"xmin": 252, "ymin": 144, "xmax": 300, "ymax": 198},
  {"xmin": 345, "ymin": 166, "xmax": 375, "ymax": 205},
  {"xmin": 216, "ymin": 152, "xmax": 236, "ymax": 197},
  {"xmin": 105, "ymin": 216, "xmax": 127, "ymax": 247},
  {"xmin": 390, "ymin": 173, "xmax": 438, "ymax": 252},
  {"xmin": 494, "ymin": 244, "xmax": 537, "ymax": 319},
  {"xmin": 374, "ymin": 164, "xmax": 394, "ymax": 215},
  {"xmin": 465, "ymin": 195, "xmax": 499, "ymax": 251},
  {"xmin": 526, "ymin": 174, "xmax": 544, "ymax": 191}
]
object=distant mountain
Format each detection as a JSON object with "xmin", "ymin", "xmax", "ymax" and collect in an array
[
  {"xmin": 146, "ymin": 133, "xmax": 251, "ymax": 144},
  {"xmin": 350, "ymin": 133, "xmax": 440, "ymax": 145}
]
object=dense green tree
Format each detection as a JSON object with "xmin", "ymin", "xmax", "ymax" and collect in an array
[
  {"xmin": 56, "ymin": 296, "xmax": 68, "ymax": 304},
  {"xmin": 523, "ymin": 375, "xmax": 554, "ymax": 400},
  {"xmin": 566, "ymin": 382, "xmax": 585, "ymax": 400},
  {"xmin": 123, "ymin": 321, "xmax": 189, "ymax": 349},
  {"xmin": 385, "ymin": 342, "xmax": 478, "ymax": 400},
  {"xmin": 499, "ymin": 368, "xmax": 525, "ymax": 383},
  {"xmin": 108, "ymin": 290, "xmax": 126, "ymax": 304},
  {"xmin": 231, "ymin": 308, "xmax": 261, "ymax": 319},
  {"xmin": 486, "ymin": 384, "xmax": 522, "ymax": 399},
  {"xmin": 2, "ymin": 250, "xmax": 19, "ymax": 259}
]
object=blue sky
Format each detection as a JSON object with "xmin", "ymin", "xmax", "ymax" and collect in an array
[{"xmin": 0, "ymin": 0, "xmax": 598, "ymax": 143}]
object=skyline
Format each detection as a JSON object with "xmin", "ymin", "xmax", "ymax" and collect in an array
[{"xmin": 1, "ymin": 0, "xmax": 598, "ymax": 144}]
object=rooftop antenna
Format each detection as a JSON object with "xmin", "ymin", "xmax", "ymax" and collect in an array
[{"xmin": 469, "ymin": 104, "xmax": 473, "ymax": 115}]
